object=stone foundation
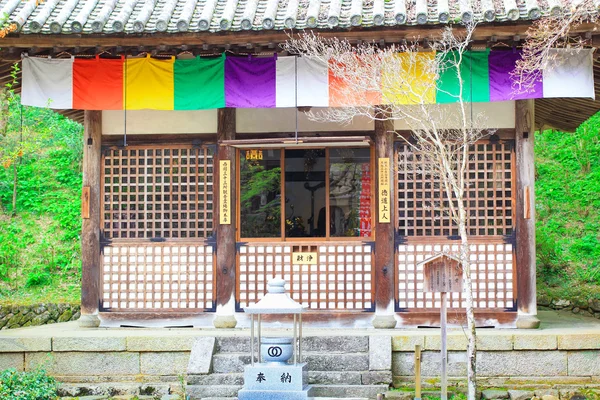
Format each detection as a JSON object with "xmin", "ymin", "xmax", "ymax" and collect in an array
[{"xmin": 0, "ymin": 316, "xmax": 599, "ymax": 399}]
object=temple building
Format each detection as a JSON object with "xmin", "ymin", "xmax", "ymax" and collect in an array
[{"xmin": 1, "ymin": 0, "xmax": 599, "ymax": 330}]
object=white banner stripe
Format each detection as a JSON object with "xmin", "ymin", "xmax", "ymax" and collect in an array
[
  {"xmin": 21, "ymin": 57, "xmax": 74, "ymax": 109},
  {"xmin": 297, "ymin": 56, "xmax": 329, "ymax": 107},
  {"xmin": 542, "ymin": 48, "xmax": 595, "ymax": 100},
  {"xmin": 275, "ymin": 56, "xmax": 296, "ymax": 107},
  {"xmin": 275, "ymin": 56, "xmax": 329, "ymax": 108}
]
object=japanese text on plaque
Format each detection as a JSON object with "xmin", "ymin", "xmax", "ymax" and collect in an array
[
  {"xmin": 220, "ymin": 160, "xmax": 231, "ymax": 224},
  {"xmin": 378, "ymin": 158, "xmax": 390, "ymax": 223}
]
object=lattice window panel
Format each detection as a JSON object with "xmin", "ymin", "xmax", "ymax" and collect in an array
[
  {"xmin": 397, "ymin": 142, "xmax": 514, "ymax": 237},
  {"xmin": 102, "ymin": 145, "xmax": 214, "ymax": 240},
  {"xmin": 237, "ymin": 243, "xmax": 374, "ymax": 311},
  {"xmin": 101, "ymin": 244, "xmax": 215, "ymax": 311},
  {"xmin": 396, "ymin": 242, "xmax": 515, "ymax": 310}
]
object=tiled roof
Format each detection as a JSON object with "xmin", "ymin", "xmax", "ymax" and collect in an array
[{"xmin": 1, "ymin": 0, "xmax": 559, "ymax": 35}]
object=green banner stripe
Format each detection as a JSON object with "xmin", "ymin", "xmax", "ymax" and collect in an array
[
  {"xmin": 436, "ymin": 50, "xmax": 490, "ymax": 104},
  {"xmin": 174, "ymin": 55, "xmax": 226, "ymax": 110}
]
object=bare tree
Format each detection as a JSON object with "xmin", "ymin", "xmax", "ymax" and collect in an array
[
  {"xmin": 512, "ymin": 0, "xmax": 598, "ymax": 94},
  {"xmin": 285, "ymin": 21, "xmax": 488, "ymax": 399}
]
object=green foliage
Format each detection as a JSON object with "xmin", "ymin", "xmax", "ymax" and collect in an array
[
  {"xmin": 0, "ymin": 95, "xmax": 83, "ymax": 305},
  {"xmin": 581, "ymin": 388, "xmax": 600, "ymax": 400},
  {"xmin": 536, "ymin": 111, "xmax": 600, "ymax": 294},
  {"xmin": 239, "ymin": 157, "xmax": 281, "ymax": 238},
  {"xmin": 0, "ymin": 368, "xmax": 58, "ymax": 400}
]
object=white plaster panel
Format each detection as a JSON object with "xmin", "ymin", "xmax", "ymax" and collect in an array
[
  {"xmin": 393, "ymin": 101, "xmax": 515, "ymax": 130},
  {"xmin": 102, "ymin": 102, "xmax": 513, "ymax": 135},
  {"xmin": 236, "ymin": 108, "xmax": 374, "ymax": 133},
  {"xmin": 102, "ymin": 110, "xmax": 218, "ymax": 135}
]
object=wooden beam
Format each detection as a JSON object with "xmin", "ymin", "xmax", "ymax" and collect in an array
[
  {"xmin": 0, "ymin": 21, "xmax": 572, "ymax": 49},
  {"xmin": 213, "ymin": 107, "xmax": 238, "ymax": 328},
  {"xmin": 372, "ymin": 108, "xmax": 396, "ymax": 328},
  {"xmin": 515, "ymin": 99, "xmax": 540, "ymax": 329},
  {"xmin": 80, "ymin": 110, "xmax": 102, "ymax": 328}
]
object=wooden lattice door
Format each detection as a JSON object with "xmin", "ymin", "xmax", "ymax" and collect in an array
[
  {"xmin": 99, "ymin": 144, "xmax": 216, "ymax": 312},
  {"xmin": 395, "ymin": 140, "xmax": 517, "ymax": 311}
]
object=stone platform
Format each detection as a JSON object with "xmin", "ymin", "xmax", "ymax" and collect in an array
[{"xmin": 0, "ymin": 310, "xmax": 598, "ymax": 399}]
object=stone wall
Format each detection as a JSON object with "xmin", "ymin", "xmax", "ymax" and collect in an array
[
  {"xmin": 0, "ymin": 331, "xmax": 599, "ymax": 399},
  {"xmin": 392, "ymin": 332, "xmax": 600, "ymax": 391},
  {"xmin": 538, "ymin": 295, "xmax": 600, "ymax": 319},
  {"xmin": 0, "ymin": 304, "xmax": 80, "ymax": 330}
]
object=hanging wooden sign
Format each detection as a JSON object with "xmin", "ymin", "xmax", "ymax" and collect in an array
[
  {"xmin": 220, "ymin": 160, "xmax": 231, "ymax": 225},
  {"xmin": 245, "ymin": 149, "xmax": 263, "ymax": 160},
  {"xmin": 421, "ymin": 254, "xmax": 464, "ymax": 293},
  {"xmin": 378, "ymin": 157, "xmax": 391, "ymax": 223},
  {"xmin": 419, "ymin": 253, "xmax": 464, "ymax": 400}
]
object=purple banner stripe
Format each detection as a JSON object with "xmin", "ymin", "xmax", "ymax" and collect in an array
[
  {"xmin": 225, "ymin": 56, "xmax": 276, "ymax": 108},
  {"xmin": 489, "ymin": 51, "xmax": 543, "ymax": 102}
]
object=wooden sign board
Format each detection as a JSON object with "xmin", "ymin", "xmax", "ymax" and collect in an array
[
  {"xmin": 422, "ymin": 255, "xmax": 463, "ymax": 293},
  {"xmin": 292, "ymin": 252, "xmax": 318, "ymax": 265},
  {"xmin": 378, "ymin": 157, "xmax": 391, "ymax": 223}
]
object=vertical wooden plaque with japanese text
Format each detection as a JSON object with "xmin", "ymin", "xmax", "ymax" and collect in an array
[
  {"xmin": 378, "ymin": 157, "xmax": 391, "ymax": 223},
  {"xmin": 220, "ymin": 160, "xmax": 231, "ymax": 224}
]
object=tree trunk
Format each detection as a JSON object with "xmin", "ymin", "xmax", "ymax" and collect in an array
[
  {"xmin": 458, "ymin": 206, "xmax": 476, "ymax": 400},
  {"xmin": 11, "ymin": 161, "xmax": 17, "ymax": 214}
]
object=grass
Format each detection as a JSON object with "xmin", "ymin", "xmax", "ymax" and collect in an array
[
  {"xmin": 0, "ymin": 103, "xmax": 82, "ymax": 305},
  {"xmin": 535, "ymin": 112, "xmax": 600, "ymax": 301}
]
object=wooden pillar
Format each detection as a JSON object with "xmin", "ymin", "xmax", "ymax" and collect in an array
[
  {"xmin": 515, "ymin": 100, "xmax": 540, "ymax": 329},
  {"xmin": 80, "ymin": 110, "xmax": 102, "ymax": 328},
  {"xmin": 372, "ymin": 111, "xmax": 397, "ymax": 328},
  {"xmin": 213, "ymin": 108, "xmax": 238, "ymax": 328}
]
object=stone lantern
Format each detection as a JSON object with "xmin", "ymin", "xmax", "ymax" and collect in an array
[{"xmin": 238, "ymin": 277, "xmax": 313, "ymax": 400}]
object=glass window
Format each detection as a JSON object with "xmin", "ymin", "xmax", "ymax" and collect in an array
[
  {"xmin": 285, "ymin": 149, "xmax": 326, "ymax": 237},
  {"xmin": 238, "ymin": 146, "xmax": 372, "ymax": 239},
  {"xmin": 239, "ymin": 149, "xmax": 281, "ymax": 238},
  {"xmin": 329, "ymin": 148, "xmax": 372, "ymax": 237}
]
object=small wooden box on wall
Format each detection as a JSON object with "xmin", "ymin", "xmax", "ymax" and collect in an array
[{"xmin": 420, "ymin": 254, "xmax": 464, "ymax": 293}]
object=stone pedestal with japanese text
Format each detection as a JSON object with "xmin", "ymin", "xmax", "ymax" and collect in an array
[{"xmin": 238, "ymin": 363, "xmax": 313, "ymax": 400}]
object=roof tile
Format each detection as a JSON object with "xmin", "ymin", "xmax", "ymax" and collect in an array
[{"xmin": 4, "ymin": 0, "xmax": 563, "ymax": 35}]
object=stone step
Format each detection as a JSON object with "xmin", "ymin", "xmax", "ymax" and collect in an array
[
  {"xmin": 198, "ymin": 398, "xmax": 369, "ymax": 400},
  {"xmin": 212, "ymin": 354, "xmax": 253, "ymax": 373},
  {"xmin": 212, "ymin": 352, "xmax": 369, "ymax": 373},
  {"xmin": 302, "ymin": 336, "xmax": 369, "ymax": 353},
  {"xmin": 303, "ymin": 353, "xmax": 369, "ymax": 371},
  {"xmin": 311, "ymin": 384, "xmax": 389, "ymax": 399},
  {"xmin": 187, "ymin": 384, "xmax": 243, "ymax": 399},
  {"xmin": 188, "ymin": 373, "xmax": 244, "ymax": 386},
  {"xmin": 188, "ymin": 371, "xmax": 390, "ymax": 387},
  {"xmin": 215, "ymin": 336, "xmax": 369, "ymax": 354},
  {"xmin": 58, "ymin": 383, "xmax": 171, "ymax": 398}
]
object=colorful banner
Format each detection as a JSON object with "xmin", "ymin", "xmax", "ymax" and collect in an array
[
  {"xmin": 174, "ymin": 55, "xmax": 225, "ymax": 110},
  {"xmin": 20, "ymin": 49, "xmax": 596, "ymax": 111},
  {"xmin": 437, "ymin": 50, "xmax": 490, "ymax": 103},
  {"xmin": 488, "ymin": 51, "xmax": 543, "ymax": 102},
  {"xmin": 73, "ymin": 56, "xmax": 124, "ymax": 110},
  {"xmin": 22, "ymin": 57, "xmax": 73, "ymax": 109},
  {"xmin": 225, "ymin": 56, "xmax": 276, "ymax": 108},
  {"xmin": 125, "ymin": 55, "xmax": 174, "ymax": 110}
]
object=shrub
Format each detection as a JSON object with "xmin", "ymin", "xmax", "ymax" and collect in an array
[{"xmin": 0, "ymin": 368, "xmax": 58, "ymax": 400}]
